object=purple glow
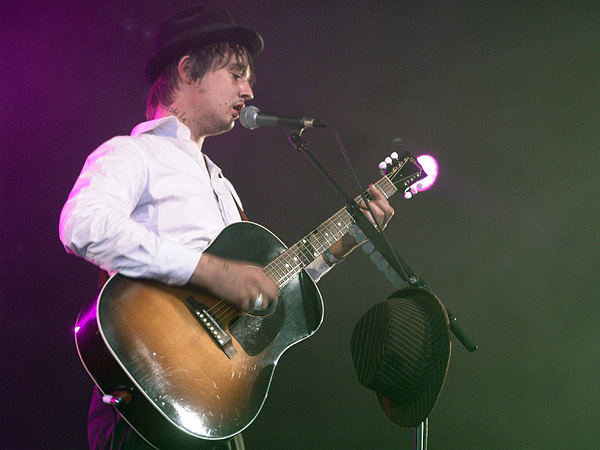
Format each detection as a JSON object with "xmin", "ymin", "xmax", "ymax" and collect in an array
[
  {"xmin": 73, "ymin": 300, "xmax": 98, "ymax": 335},
  {"xmin": 415, "ymin": 155, "xmax": 439, "ymax": 192}
]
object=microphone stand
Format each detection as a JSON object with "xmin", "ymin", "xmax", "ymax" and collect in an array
[
  {"xmin": 285, "ymin": 127, "xmax": 477, "ymax": 450},
  {"xmin": 415, "ymin": 419, "xmax": 428, "ymax": 450},
  {"xmin": 285, "ymin": 128, "xmax": 477, "ymax": 351}
]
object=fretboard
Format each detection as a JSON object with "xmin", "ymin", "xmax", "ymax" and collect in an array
[{"xmin": 264, "ymin": 174, "xmax": 398, "ymax": 288}]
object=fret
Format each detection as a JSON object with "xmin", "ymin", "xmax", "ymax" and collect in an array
[
  {"xmin": 312, "ymin": 226, "xmax": 336, "ymax": 251},
  {"xmin": 300, "ymin": 237, "xmax": 319, "ymax": 260},
  {"xmin": 268, "ymin": 256, "xmax": 296, "ymax": 286},
  {"xmin": 287, "ymin": 245, "xmax": 309, "ymax": 268},
  {"xmin": 261, "ymin": 155, "xmax": 419, "ymax": 289},
  {"xmin": 376, "ymin": 176, "xmax": 397, "ymax": 198},
  {"xmin": 292, "ymin": 241, "xmax": 314, "ymax": 266},
  {"xmin": 328, "ymin": 212, "xmax": 347, "ymax": 236},
  {"xmin": 264, "ymin": 260, "xmax": 284, "ymax": 283},
  {"xmin": 265, "ymin": 209, "xmax": 354, "ymax": 289}
]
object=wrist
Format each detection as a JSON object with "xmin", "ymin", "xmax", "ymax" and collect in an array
[{"xmin": 323, "ymin": 249, "xmax": 343, "ymax": 266}]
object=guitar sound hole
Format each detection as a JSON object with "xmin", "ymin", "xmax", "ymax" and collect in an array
[
  {"xmin": 229, "ymin": 300, "xmax": 285, "ymax": 356},
  {"xmin": 248, "ymin": 297, "xmax": 279, "ymax": 317}
]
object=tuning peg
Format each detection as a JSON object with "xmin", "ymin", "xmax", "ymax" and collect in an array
[
  {"xmin": 390, "ymin": 152, "xmax": 398, "ymax": 161},
  {"xmin": 378, "ymin": 161, "xmax": 387, "ymax": 176},
  {"xmin": 385, "ymin": 156, "xmax": 393, "ymax": 166},
  {"xmin": 404, "ymin": 182, "xmax": 423, "ymax": 199}
]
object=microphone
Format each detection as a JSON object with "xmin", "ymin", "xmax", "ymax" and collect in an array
[{"xmin": 239, "ymin": 106, "xmax": 329, "ymax": 130}]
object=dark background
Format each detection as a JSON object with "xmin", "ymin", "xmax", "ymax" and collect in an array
[{"xmin": 1, "ymin": 1, "xmax": 599, "ymax": 449}]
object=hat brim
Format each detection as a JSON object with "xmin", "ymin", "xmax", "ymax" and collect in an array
[
  {"xmin": 143, "ymin": 24, "xmax": 264, "ymax": 84},
  {"xmin": 376, "ymin": 287, "xmax": 451, "ymax": 428}
]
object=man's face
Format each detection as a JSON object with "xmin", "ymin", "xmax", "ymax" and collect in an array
[{"xmin": 189, "ymin": 55, "xmax": 254, "ymax": 138}]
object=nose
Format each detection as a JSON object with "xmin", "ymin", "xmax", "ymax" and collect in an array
[{"xmin": 240, "ymin": 79, "xmax": 254, "ymax": 101}]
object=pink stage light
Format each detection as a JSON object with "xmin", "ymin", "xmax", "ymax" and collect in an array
[{"xmin": 415, "ymin": 154, "xmax": 438, "ymax": 192}]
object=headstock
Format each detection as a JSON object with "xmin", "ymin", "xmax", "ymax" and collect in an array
[{"xmin": 378, "ymin": 152, "xmax": 427, "ymax": 199}]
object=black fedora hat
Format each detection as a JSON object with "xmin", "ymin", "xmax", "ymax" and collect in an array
[
  {"xmin": 144, "ymin": 5, "xmax": 264, "ymax": 84},
  {"xmin": 350, "ymin": 286, "xmax": 451, "ymax": 428}
]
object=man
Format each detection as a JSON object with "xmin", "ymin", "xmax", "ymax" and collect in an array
[{"xmin": 60, "ymin": 5, "xmax": 393, "ymax": 450}]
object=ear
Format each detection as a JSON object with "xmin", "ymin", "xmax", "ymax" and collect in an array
[{"xmin": 177, "ymin": 55, "xmax": 193, "ymax": 85}]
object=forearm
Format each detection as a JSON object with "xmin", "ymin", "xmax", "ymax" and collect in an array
[
  {"xmin": 324, "ymin": 184, "xmax": 395, "ymax": 265},
  {"xmin": 189, "ymin": 253, "xmax": 279, "ymax": 312}
]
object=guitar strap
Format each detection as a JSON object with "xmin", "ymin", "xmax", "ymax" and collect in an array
[
  {"xmin": 98, "ymin": 268, "xmax": 110, "ymax": 289},
  {"xmin": 234, "ymin": 197, "xmax": 249, "ymax": 221},
  {"xmin": 98, "ymin": 194, "xmax": 248, "ymax": 289}
]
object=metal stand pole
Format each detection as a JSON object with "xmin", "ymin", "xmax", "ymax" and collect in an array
[{"xmin": 414, "ymin": 419, "xmax": 428, "ymax": 450}]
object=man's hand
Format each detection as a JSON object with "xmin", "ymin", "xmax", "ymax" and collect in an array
[
  {"xmin": 189, "ymin": 253, "xmax": 279, "ymax": 312},
  {"xmin": 358, "ymin": 184, "xmax": 395, "ymax": 230}
]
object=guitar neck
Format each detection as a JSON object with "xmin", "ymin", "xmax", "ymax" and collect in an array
[{"xmin": 264, "ymin": 175, "xmax": 398, "ymax": 288}]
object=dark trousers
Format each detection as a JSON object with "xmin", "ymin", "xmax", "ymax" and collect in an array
[{"xmin": 88, "ymin": 387, "xmax": 244, "ymax": 450}]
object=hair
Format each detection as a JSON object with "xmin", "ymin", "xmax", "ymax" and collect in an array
[{"xmin": 145, "ymin": 42, "xmax": 255, "ymax": 120}]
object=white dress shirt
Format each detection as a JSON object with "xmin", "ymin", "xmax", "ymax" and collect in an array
[{"xmin": 59, "ymin": 116, "xmax": 330, "ymax": 286}]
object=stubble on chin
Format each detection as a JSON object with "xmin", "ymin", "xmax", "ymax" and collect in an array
[{"xmin": 193, "ymin": 114, "xmax": 236, "ymax": 139}]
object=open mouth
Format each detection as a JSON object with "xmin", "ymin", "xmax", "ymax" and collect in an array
[{"xmin": 232, "ymin": 103, "xmax": 244, "ymax": 117}]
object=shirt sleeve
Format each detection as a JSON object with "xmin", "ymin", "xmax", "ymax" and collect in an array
[
  {"xmin": 59, "ymin": 138, "xmax": 201, "ymax": 286},
  {"xmin": 303, "ymin": 255, "xmax": 333, "ymax": 283}
]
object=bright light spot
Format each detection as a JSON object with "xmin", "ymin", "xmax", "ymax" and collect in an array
[
  {"xmin": 415, "ymin": 154, "xmax": 439, "ymax": 192},
  {"xmin": 74, "ymin": 326, "xmax": 80, "ymax": 333}
]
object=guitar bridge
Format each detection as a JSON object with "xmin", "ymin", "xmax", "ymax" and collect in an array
[{"xmin": 184, "ymin": 296, "xmax": 237, "ymax": 359}]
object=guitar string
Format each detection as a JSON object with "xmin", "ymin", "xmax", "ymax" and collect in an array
[
  {"xmin": 262, "ymin": 166, "xmax": 409, "ymax": 288},
  {"xmin": 270, "ymin": 166, "xmax": 414, "ymax": 281},
  {"xmin": 200, "ymin": 162, "xmax": 414, "ymax": 326},
  {"xmin": 204, "ymin": 224, "xmax": 346, "ymax": 322}
]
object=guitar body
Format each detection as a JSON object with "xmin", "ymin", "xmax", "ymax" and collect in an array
[
  {"xmin": 74, "ymin": 152, "xmax": 425, "ymax": 449},
  {"xmin": 75, "ymin": 221, "xmax": 323, "ymax": 450}
]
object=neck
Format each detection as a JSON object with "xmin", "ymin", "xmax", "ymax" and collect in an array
[{"xmin": 154, "ymin": 103, "xmax": 205, "ymax": 149}]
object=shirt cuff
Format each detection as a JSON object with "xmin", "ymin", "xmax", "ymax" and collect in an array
[
  {"xmin": 304, "ymin": 254, "xmax": 333, "ymax": 283},
  {"xmin": 146, "ymin": 239, "xmax": 202, "ymax": 286}
]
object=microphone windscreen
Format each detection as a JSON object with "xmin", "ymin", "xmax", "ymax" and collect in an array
[{"xmin": 239, "ymin": 105, "xmax": 259, "ymax": 130}]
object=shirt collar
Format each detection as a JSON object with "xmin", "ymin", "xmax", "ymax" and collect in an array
[
  {"xmin": 131, "ymin": 116, "xmax": 223, "ymax": 176},
  {"xmin": 131, "ymin": 116, "xmax": 192, "ymax": 141}
]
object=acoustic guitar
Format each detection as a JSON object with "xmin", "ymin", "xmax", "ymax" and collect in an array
[{"xmin": 74, "ymin": 152, "xmax": 425, "ymax": 449}]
